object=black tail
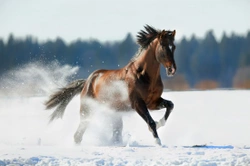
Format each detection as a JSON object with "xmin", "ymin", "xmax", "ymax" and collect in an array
[{"xmin": 45, "ymin": 79, "xmax": 86, "ymax": 122}]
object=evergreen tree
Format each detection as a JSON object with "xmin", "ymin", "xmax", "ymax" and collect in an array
[
  {"xmin": 1, "ymin": 30, "xmax": 250, "ymax": 88},
  {"xmin": 191, "ymin": 31, "xmax": 220, "ymax": 83},
  {"xmin": 117, "ymin": 33, "xmax": 137, "ymax": 67},
  {"xmin": 0, "ymin": 39, "xmax": 5, "ymax": 72},
  {"xmin": 175, "ymin": 35, "xmax": 199, "ymax": 86}
]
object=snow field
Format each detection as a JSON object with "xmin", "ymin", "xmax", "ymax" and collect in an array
[
  {"xmin": 0, "ymin": 63, "xmax": 250, "ymax": 165},
  {"xmin": 0, "ymin": 90, "xmax": 250, "ymax": 165}
]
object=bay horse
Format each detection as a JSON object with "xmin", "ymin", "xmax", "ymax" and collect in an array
[{"xmin": 45, "ymin": 25, "xmax": 176, "ymax": 145}]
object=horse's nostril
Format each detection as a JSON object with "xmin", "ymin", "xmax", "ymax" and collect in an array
[{"xmin": 168, "ymin": 67, "xmax": 172, "ymax": 73}]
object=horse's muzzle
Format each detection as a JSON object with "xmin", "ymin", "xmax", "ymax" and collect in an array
[{"xmin": 166, "ymin": 66, "xmax": 176, "ymax": 77}]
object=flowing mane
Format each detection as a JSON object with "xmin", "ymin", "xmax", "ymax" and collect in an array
[
  {"xmin": 136, "ymin": 25, "xmax": 160, "ymax": 48},
  {"xmin": 132, "ymin": 25, "xmax": 160, "ymax": 60},
  {"xmin": 133, "ymin": 25, "xmax": 175, "ymax": 61}
]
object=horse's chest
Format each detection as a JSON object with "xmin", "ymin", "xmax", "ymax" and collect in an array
[
  {"xmin": 137, "ymin": 80, "xmax": 163, "ymax": 109},
  {"xmin": 145, "ymin": 88, "xmax": 162, "ymax": 103},
  {"xmin": 137, "ymin": 77, "xmax": 163, "ymax": 96}
]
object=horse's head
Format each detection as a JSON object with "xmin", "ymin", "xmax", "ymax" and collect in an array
[
  {"xmin": 156, "ymin": 29, "xmax": 176, "ymax": 77},
  {"xmin": 136, "ymin": 25, "xmax": 177, "ymax": 77}
]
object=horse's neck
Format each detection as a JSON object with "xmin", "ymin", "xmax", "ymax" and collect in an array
[{"xmin": 134, "ymin": 44, "xmax": 161, "ymax": 80}]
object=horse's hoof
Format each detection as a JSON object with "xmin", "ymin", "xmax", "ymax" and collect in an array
[
  {"xmin": 155, "ymin": 138, "xmax": 162, "ymax": 146},
  {"xmin": 75, "ymin": 143, "xmax": 80, "ymax": 146}
]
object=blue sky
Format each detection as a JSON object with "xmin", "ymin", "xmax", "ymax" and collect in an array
[{"xmin": 0, "ymin": 0, "xmax": 249, "ymax": 43}]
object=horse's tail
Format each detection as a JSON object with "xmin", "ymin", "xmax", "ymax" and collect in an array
[{"xmin": 45, "ymin": 79, "xmax": 86, "ymax": 122}]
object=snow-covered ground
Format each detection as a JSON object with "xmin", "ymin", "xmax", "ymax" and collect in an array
[
  {"xmin": 0, "ymin": 63, "xmax": 249, "ymax": 165},
  {"xmin": 0, "ymin": 90, "xmax": 250, "ymax": 165}
]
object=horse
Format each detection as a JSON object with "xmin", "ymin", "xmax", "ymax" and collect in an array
[{"xmin": 45, "ymin": 25, "xmax": 177, "ymax": 146}]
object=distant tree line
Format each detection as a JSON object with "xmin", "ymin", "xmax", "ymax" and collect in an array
[{"xmin": 0, "ymin": 30, "xmax": 250, "ymax": 89}]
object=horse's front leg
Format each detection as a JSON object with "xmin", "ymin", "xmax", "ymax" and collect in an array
[
  {"xmin": 133, "ymin": 98, "xmax": 162, "ymax": 145},
  {"xmin": 155, "ymin": 98, "xmax": 174, "ymax": 129}
]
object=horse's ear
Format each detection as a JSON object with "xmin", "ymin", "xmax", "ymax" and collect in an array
[
  {"xmin": 162, "ymin": 30, "xmax": 167, "ymax": 36},
  {"xmin": 172, "ymin": 30, "xmax": 176, "ymax": 37},
  {"xmin": 159, "ymin": 30, "xmax": 166, "ymax": 39}
]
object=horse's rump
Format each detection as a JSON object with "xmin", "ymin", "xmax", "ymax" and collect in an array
[{"xmin": 87, "ymin": 69, "xmax": 131, "ymax": 111}]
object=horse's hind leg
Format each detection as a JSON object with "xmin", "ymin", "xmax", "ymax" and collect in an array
[
  {"xmin": 74, "ymin": 105, "xmax": 90, "ymax": 145},
  {"xmin": 111, "ymin": 115, "xmax": 123, "ymax": 144}
]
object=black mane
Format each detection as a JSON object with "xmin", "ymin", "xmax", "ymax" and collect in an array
[{"xmin": 136, "ymin": 25, "xmax": 160, "ymax": 48}]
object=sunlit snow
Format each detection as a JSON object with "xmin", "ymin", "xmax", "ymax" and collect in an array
[{"xmin": 0, "ymin": 62, "xmax": 250, "ymax": 165}]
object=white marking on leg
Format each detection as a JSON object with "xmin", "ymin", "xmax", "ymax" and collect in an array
[
  {"xmin": 148, "ymin": 117, "xmax": 166, "ymax": 132},
  {"xmin": 155, "ymin": 138, "xmax": 162, "ymax": 146},
  {"xmin": 156, "ymin": 117, "xmax": 166, "ymax": 129}
]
